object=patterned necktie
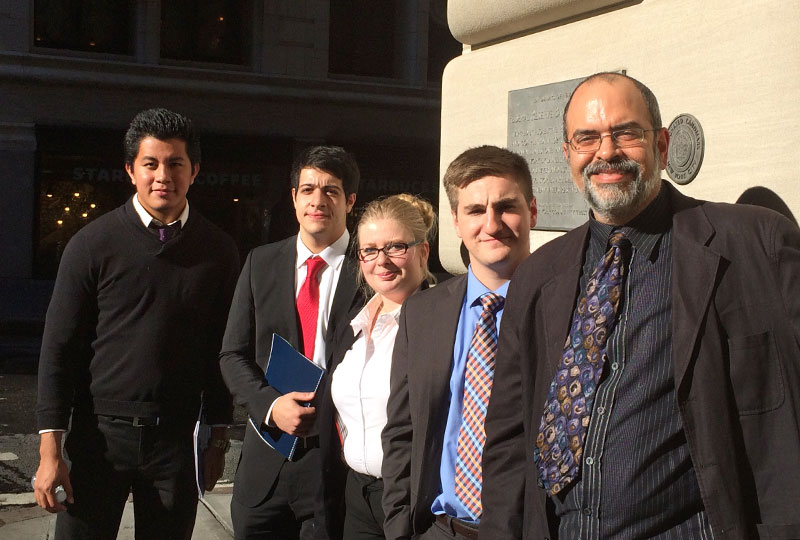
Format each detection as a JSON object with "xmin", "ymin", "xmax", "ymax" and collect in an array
[
  {"xmin": 534, "ymin": 230, "xmax": 630, "ymax": 496},
  {"xmin": 296, "ymin": 256, "xmax": 327, "ymax": 360},
  {"xmin": 150, "ymin": 221, "xmax": 181, "ymax": 242},
  {"xmin": 454, "ymin": 292, "xmax": 505, "ymax": 519}
]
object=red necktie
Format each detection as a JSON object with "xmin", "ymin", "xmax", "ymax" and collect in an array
[{"xmin": 296, "ymin": 256, "xmax": 327, "ymax": 360}]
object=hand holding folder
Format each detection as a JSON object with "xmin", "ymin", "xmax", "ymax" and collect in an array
[
  {"xmin": 249, "ymin": 334, "xmax": 324, "ymax": 460},
  {"xmin": 271, "ymin": 391, "xmax": 317, "ymax": 436}
]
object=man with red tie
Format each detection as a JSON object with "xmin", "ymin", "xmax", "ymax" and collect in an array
[{"xmin": 220, "ymin": 146, "xmax": 363, "ymax": 540}]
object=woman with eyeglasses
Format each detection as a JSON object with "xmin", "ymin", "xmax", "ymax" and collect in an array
[{"xmin": 316, "ymin": 193, "xmax": 437, "ymax": 540}]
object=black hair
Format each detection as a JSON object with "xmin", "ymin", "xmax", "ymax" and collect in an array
[
  {"xmin": 123, "ymin": 108, "xmax": 201, "ymax": 167},
  {"xmin": 290, "ymin": 145, "xmax": 360, "ymax": 196}
]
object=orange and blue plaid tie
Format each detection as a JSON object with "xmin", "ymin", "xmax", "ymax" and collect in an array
[{"xmin": 454, "ymin": 292, "xmax": 505, "ymax": 519}]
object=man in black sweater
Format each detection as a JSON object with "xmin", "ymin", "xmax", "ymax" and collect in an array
[{"xmin": 34, "ymin": 108, "xmax": 240, "ymax": 539}]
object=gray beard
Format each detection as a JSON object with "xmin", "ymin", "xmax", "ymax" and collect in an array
[{"xmin": 581, "ymin": 157, "xmax": 661, "ymax": 222}]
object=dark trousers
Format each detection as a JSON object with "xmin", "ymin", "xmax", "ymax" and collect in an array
[
  {"xmin": 55, "ymin": 414, "xmax": 198, "ymax": 540},
  {"xmin": 231, "ymin": 447, "xmax": 319, "ymax": 540},
  {"xmin": 343, "ymin": 469, "xmax": 385, "ymax": 540},
  {"xmin": 416, "ymin": 516, "xmax": 478, "ymax": 540}
]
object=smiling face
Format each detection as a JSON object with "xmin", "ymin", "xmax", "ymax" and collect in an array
[
  {"xmin": 358, "ymin": 217, "xmax": 429, "ymax": 310},
  {"xmin": 563, "ymin": 77, "xmax": 669, "ymax": 225},
  {"xmin": 125, "ymin": 136, "xmax": 198, "ymax": 224},
  {"xmin": 453, "ymin": 175, "xmax": 537, "ymax": 289},
  {"xmin": 292, "ymin": 167, "xmax": 356, "ymax": 252}
]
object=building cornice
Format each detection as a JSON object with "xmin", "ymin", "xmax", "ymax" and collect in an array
[{"xmin": 0, "ymin": 52, "xmax": 442, "ymax": 110}]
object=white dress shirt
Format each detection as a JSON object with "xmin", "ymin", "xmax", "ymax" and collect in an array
[
  {"xmin": 265, "ymin": 229, "xmax": 350, "ymax": 428},
  {"xmin": 132, "ymin": 194, "xmax": 189, "ymax": 228},
  {"xmin": 331, "ymin": 294, "xmax": 400, "ymax": 477},
  {"xmin": 294, "ymin": 229, "xmax": 350, "ymax": 370}
]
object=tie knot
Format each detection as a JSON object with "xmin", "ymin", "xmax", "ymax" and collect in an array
[
  {"xmin": 608, "ymin": 230, "xmax": 630, "ymax": 250},
  {"xmin": 305, "ymin": 256, "xmax": 327, "ymax": 279},
  {"xmin": 479, "ymin": 292, "xmax": 505, "ymax": 314},
  {"xmin": 150, "ymin": 221, "xmax": 180, "ymax": 242}
]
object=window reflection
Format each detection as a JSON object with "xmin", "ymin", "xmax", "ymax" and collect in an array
[
  {"xmin": 329, "ymin": 0, "xmax": 397, "ymax": 78},
  {"xmin": 161, "ymin": 0, "xmax": 251, "ymax": 65},
  {"xmin": 33, "ymin": 0, "xmax": 134, "ymax": 55}
]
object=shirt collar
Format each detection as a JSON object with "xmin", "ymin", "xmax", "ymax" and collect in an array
[
  {"xmin": 132, "ymin": 194, "xmax": 189, "ymax": 228},
  {"xmin": 588, "ymin": 180, "xmax": 671, "ymax": 260},
  {"xmin": 350, "ymin": 293, "xmax": 401, "ymax": 334},
  {"xmin": 465, "ymin": 266, "xmax": 510, "ymax": 307},
  {"xmin": 296, "ymin": 229, "xmax": 350, "ymax": 271}
]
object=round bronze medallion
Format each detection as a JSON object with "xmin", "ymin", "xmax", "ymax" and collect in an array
[{"xmin": 666, "ymin": 114, "xmax": 704, "ymax": 185}]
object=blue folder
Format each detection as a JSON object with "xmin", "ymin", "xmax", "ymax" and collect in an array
[{"xmin": 249, "ymin": 333, "xmax": 324, "ymax": 460}]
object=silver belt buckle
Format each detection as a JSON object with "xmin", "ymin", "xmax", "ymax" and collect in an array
[{"xmin": 132, "ymin": 416, "xmax": 160, "ymax": 427}]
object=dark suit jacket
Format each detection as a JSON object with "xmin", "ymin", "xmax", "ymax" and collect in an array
[
  {"xmin": 219, "ymin": 235, "xmax": 362, "ymax": 508},
  {"xmin": 381, "ymin": 275, "xmax": 468, "ymax": 540},
  {"xmin": 316, "ymin": 309, "xmax": 361, "ymax": 540},
  {"xmin": 480, "ymin": 183, "xmax": 800, "ymax": 540}
]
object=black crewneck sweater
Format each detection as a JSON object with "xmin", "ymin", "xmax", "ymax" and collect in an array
[{"xmin": 37, "ymin": 199, "xmax": 239, "ymax": 430}]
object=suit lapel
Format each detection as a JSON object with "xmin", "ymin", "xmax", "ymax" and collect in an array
[
  {"xmin": 668, "ymin": 187, "xmax": 721, "ymax": 394},
  {"xmin": 542, "ymin": 225, "xmax": 590, "ymax": 374},
  {"xmin": 418, "ymin": 275, "xmax": 467, "ymax": 478},
  {"xmin": 278, "ymin": 237, "xmax": 301, "ymax": 348},
  {"xmin": 427, "ymin": 276, "xmax": 468, "ymax": 406},
  {"xmin": 326, "ymin": 255, "xmax": 361, "ymax": 361}
]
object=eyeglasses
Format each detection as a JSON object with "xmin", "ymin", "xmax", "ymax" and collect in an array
[
  {"xmin": 567, "ymin": 127, "xmax": 657, "ymax": 153},
  {"xmin": 357, "ymin": 240, "xmax": 422, "ymax": 262}
]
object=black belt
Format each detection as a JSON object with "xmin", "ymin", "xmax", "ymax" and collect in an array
[
  {"xmin": 435, "ymin": 514, "xmax": 479, "ymax": 540},
  {"xmin": 98, "ymin": 414, "xmax": 162, "ymax": 427},
  {"xmin": 291, "ymin": 435, "xmax": 320, "ymax": 460}
]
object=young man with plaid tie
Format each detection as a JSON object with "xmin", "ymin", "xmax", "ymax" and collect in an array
[{"xmin": 381, "ymin": 145, "xmax": 537, "ymax": 540}]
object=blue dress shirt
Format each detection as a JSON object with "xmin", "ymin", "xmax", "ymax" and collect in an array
[{"xmin": 430, "ymin": 267, "xmax": 509, "ymax": 523}]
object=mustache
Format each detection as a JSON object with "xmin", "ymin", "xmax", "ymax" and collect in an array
[{"xmin": 583, "ymin": 158, "xmax": 641, "ymax": 177}]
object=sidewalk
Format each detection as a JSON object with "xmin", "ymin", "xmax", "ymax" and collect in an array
[{"xmin": 0, "ymin": 485, "xmax": 233, "ymax": 539}]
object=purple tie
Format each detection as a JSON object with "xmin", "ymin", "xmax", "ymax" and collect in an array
[
  {"xmin": 534, "ymin": 230, "xmax": 630, "ymax": 496},
  {"xmin": 151, "ymin": 222, "xmax": 181, "ymax": 243}
]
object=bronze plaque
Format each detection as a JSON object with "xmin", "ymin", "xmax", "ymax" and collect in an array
[
  {"xmin": 508, "ymin": 77, "xmax": 588, "ymax": 231},
  {"xmin": 666, "ymin": 113, "xmax": 704, "ymax": 185}
]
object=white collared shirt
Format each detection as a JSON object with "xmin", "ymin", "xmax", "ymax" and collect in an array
[
  {"xmin": 294, "ymin": 229, "xmax": 350, "ymax": 370},
  {"xmin": 132, "ymin": 194, "xmax": 190, "ymax": 228},
  {"xmin": 264, "ymin": 230, "xmax": 351, "ymax": 429},
  {"xmin": 330, "ymin": 294, "xmax": 400, "ymax": 477}
]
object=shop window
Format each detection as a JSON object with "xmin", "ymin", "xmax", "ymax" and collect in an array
[
  {"xmin": 33, "ymin": 0, "xmax": 134, "ymax": 55},
  {"xmin": 329, "ymin": 0, "xmax": 397, "ymax": 78},
  {"xmin": 34, "ymin": 127, "xmax": 290, "ymax": 279},
  {"xmin": 161, "ymin": 0, "xmax": 251, "ymax": 65}
]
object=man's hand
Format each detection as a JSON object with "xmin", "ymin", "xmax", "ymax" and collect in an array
[
  {"xmin": 270, "ymin": 391, "xmax": 316, "ymax": 436},
  {"xmin": 34, "ymin": 432, "xmax": 74, "ymax": 512}
]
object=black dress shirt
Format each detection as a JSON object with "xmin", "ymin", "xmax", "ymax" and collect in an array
[{"xmin": 554, "ymin": 185, "xmax": 714, "ymax": 539}]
